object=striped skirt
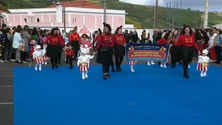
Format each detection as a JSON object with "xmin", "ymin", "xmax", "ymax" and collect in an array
[
  {"xmin": 197, "ymin": 63, "xmax": 209, "ymax": 71},
  {"xmin": 79, "ymin": 63, "xmax": 89, "ymax": 71},
  {"xmin": 128, "ymin": 61, "xmax": 137, "ymax": 65},
  {"xmin": 35, "ymin": 57, "xmax": 43, "ymax": 64}
]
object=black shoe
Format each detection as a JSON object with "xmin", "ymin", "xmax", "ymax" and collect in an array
[
  {"xmin": 116, "ymin": 69, "xmax": 119, "ymax": 72},
  {"xmin": 119, "ymin": 67, "xmax": 122, "ymax": 71},
  {"xmin": 112, "ymin": 69, "xmax": 115, "ymax": 72},
  {"xmin": 184, "ymin": 74, "xmax": 190, "ymax": 78},
  {"xmin": 52, "ymin": 66, "xmax": 54, "ymax": 69},
  {"xmin": 70, "ymin": 66, "xmax": 73, "ymax": 69},
  {"xmin": 103, "ymin": 75, "xmax": 106, "ymax": 80},
  {"xmin": 171, "ymin": 64, "xmax": 176, "ymax": 68},
  {"xmin": 55, "ymin": 65, "xmax": 58, "ymax": 68},
  {"xmin": 106, "ymin": 74, "xmax": 111, "ymax": 78}
]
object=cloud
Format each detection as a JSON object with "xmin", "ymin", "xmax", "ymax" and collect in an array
[{"xmin": 120, "ymin": 0, "xmax": 222, "ymax": 12}]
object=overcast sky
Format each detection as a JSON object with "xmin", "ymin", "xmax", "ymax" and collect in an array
[{"xmin": 120, "ymin": 0, "xmax": 222, "ymax": 12}]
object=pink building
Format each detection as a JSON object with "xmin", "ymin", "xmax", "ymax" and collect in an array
[{"xmin": 1, "ymin": 1, "xmax": 128, "ymax": 32}]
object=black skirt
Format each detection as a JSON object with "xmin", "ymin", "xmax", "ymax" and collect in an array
[
  {"xmin": 71, "ymin": 40, "xmax": 80, "ymax": 52},
  {"xmin": 175, "ymin": 45, "xmax": 182, "ymax": 63},
  {"xmin": 96, "ymin": 47, "xmax": 113, "ymax": 65},
  {"xmin": 114, "ymin": 45, "xmax": 125, "ymax": 56},
  {"xmin": 46, "ymin": 44, "xmax": 60, "ymax": 58}
]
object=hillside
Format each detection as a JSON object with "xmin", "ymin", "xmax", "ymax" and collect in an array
[{"xmin": 2, "ymin": 0, "xmax": 222, "ymax": 29}]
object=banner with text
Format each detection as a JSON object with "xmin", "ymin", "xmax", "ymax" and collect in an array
[{"xmin": 126, "ymin": 44, "xmax": 170, "ymax": 62}]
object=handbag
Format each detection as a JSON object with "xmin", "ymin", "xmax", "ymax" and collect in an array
[
  {"xmin": 99, "ymin": 46, "xmax": 108, "ymax": 52},
  {"xmin": 18, "ymin": 40, "xmax": 25, "ymax": 52}
]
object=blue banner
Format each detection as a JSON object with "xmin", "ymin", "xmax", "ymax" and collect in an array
[{"xmin": 125, "ymin": 44, "xmax": 170, "ymax": 63}]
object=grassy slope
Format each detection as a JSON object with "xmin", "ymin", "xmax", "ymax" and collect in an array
[{"xmin": 2, "ymin": 0, "xmax": 222, "ymax": 29}]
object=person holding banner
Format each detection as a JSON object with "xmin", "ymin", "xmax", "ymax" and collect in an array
[
  {"xmin": 69, "ymin": 26, "xmax": 81, "ymax": 60},
  {"xmin": 169, "ymin": 28, "xmax": 179, "ymax": 68},
  {"xmin": 157, "ymin": 33, "xmax": 170, "ymax": 68},
  {"xmin": 114, "ymin": 25, "xmax": 126, "ymax": 72},
  {"xmin": 95, "ymin": 23, "xmax": 125, "ymax": 80},
  {"xmin": 174, "ymin": 25, "xmax": 200, "ymax": 78}
]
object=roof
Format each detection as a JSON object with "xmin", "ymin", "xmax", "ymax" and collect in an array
[
  {"xmin": 212, "ymin": 23, "xmax": 222, "ymax": 29},
  {"xmin": 46, "ymin": 1, "xmax": 104, "ymax": 9},
  {"xmin": 79, "ymin": 25, "xmax": 91, "ymax": 34}
]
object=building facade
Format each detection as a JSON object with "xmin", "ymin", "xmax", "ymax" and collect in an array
[{"xmin": 1, "ymin": 1, "xmax": 129, "ymax": 32}]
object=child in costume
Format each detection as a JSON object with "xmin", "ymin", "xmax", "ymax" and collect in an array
[
  {"xmin": 42, "ymin": 43, "xmax": 50, "ymax": 65},
  {"xmin": 197, "ymin": 49, "xmax": 210, "ymax": 77},
  {"xmin": 32, "ymin": 45, "xmax": 43, "ymax": 71},
  {"xmin": 147, "ymin": 60, "xmax": 155, "ymax": 66},
  {"xmin": 65, "ymin": 43, "xmax": 75, "ymax": 69},
  {"xmin": 129, "ymin": 61, "xmax": 137, "ymax": 72},
  {"xmin": 77, "ymin": 49, "xmax": 95, "ymax": 80}
]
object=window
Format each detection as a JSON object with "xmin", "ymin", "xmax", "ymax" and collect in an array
[
  {"xmin": 24, "ymin": 18, "xmax": 27, "ymax": 23},
  {"xmin": 37, "ymin": 18, "xmax": 40, "ymax": 23},
  {"xmin": 73, "ymin": 17, "xmax": 77, "ymax": 24}
]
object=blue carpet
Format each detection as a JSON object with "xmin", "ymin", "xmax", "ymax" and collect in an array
[{"xmin": 13, "ymin": 64, "xmax": 222, "ymax": 125}]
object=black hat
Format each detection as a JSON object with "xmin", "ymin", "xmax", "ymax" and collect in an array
[
  {"xmin": 115, "ymin": 25, "xmax": 123, "ymax": 34},
  {"xmin": 103, "ymin": 22, "xmax": 111, "ymax": 31}
]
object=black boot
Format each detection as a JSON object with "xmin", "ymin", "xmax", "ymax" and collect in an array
[
  {"xmin": 52, "ymin": 66, "xmax": 54, "ymax": 69},
  {"xmin": 103, "ymin": 75, "xmax": 106, "ymax": 80},
  {"xmin": 171, "ymin": 64, "xmax": 176, "ymax": 68},
  {"xmin": 183, "ymin": 70, "xmax": 190, "ymax": 78},
  {"xmin": 70, "ymin": 65, "xmax": 73, "ymax": 69},
  {"xmin": 119, "ymin": 66, "xmax": 122, "ymax": 71},
  {"xmin": 55, "ymin": 65, "xmax": 58, "ymax": 69},
  {"xmin": 106, "ymin": 74, "xmax": 111, "ymax": 78},
  {"xmin": 116, "ymin": 65, "xmax": 119, "ymax": 72}
]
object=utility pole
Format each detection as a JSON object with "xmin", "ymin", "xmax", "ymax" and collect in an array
[
  {"xmin": 173, "ymin": 1, "xmax": 175, "ymax": 29},
  {"xmin": 176, "ymin": 1, "xmax": 178, "ymax": 29},
  {"xmin": 166, "ymin": 3, "xmax": 168, "ymax": 29},
  {"xmin": 104, "ymin": 0, "xmax": 106, "ymax": 23},
  {"xmin": 169, "ymin": 2, "xmax": 171, "ymax": 30},
  {"xmin": 179, "ymin": 0, "xmax": 182, "ymax": 29},
  {"xmin": 154, "ymin": 0, "xmax": 158, "ymax": 29},
  {"xmin": 63, "ymin": 7, "xmax": 66, "ymax": 32},
  {"xmin": 203, "ymin": 0, "xmax": 209, "ymax": 28}
]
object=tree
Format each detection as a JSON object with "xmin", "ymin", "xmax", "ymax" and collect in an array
[
  {"xmin": 0, "ymin": 1, "xmax": 10, "ymax": 30},
  {"xmin": 125, "ymin": 17, "xmax": 142, "ymax": 29},
  {"xmin": 200, "ymin": 14, "xmax": 204, "ymax": 28}
]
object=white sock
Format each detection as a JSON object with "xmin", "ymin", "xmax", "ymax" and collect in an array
[
  {"xmin": 39, "ymin": 64, "xmax": 42, "ymax": 71},
  {"xmin": 85, "ymin": 71, "xmax": 88, "ymax": 78},
  {"xmin": 82, "ymin": 72, "xmax": 85, "ymax": 79},
  {"xmin": 35, "ymin": 64, "xmax": 38, "ymax": 70}
]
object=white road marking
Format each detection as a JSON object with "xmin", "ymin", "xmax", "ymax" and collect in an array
[
  {"xmin": 0, "ymin": 102, "xmax": 14, "ymax": 105},
  {"xmin": 0, "ymin": 85, "xmax": 13, "ymax": 87}
]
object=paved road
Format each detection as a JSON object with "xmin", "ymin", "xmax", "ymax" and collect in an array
[{"xmin": 0, "ymin": 52, "xmax": 221, "ymax": 125}]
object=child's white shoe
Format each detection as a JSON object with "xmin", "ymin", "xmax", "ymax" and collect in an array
[
  {"xmin": 200, "ymin": 72, "xmax": 204, "ymax": 77},
  {"xmin": 151, "ymin": 61, "xmax": 155, "ymax": 65},
  {"xmin": 163, "ymin": 64, "xmax": 167, "ymax": 68},
  {"xmin": 203, "ymin": 72, "xmax": 207, "ymax": 77},
  {"xmin": 85, "ymin": 73, "xmax": 88, "ymax": 79},
  {"xmin": 131, "ymin": 69, "xmax": 135, "ymax": 72},
  {"xmin": 147, "ymin": 61, "xmax": 151, "ymax": 66},
  {"xmin": 45, "ymin": 61, "xmax": 47, "ymax": 65},
  {"xmin": 82, "ymin": 75, "xmax": 85, "ymax": 80},
  {"xmin": 35, "ymin": 67, "xmax": 37, "ymax": 71},
  {"xmin": 39, "ymin": 67, "xmax": 42, "ymax": 71},
  {"xmin": 160, "ymin": 64, "xmax": 163, "ymax": 68}
]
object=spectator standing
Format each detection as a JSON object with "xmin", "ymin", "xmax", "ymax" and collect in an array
[
  {"xmin": 124, "ymin": 30, "xmax": 131, "ymax": 44},
  {"xmin": 32, "ymin": 27, "xmax": 39, "ymax": 44},
  {"xmin": 22, "ymin": 25, "xmax": 31, "ymax": 63},
  {"xmin": 1, "ymin": 24, "xmax": 10, "ymax": 62},
  {"xmin": 12, "ymin": 25, "xmax": 23, "ymax": 64}
]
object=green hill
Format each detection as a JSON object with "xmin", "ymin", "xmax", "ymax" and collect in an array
[{"xmin": 2, "ymin": 0, "xmax": 222, "ymax": 29}]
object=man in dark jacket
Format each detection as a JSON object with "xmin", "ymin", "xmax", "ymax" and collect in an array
[
  {"xmin": 123, "ymin": 30, "xmax": 131, "ymax": 43},
  {"xmin": 131, "ymin": 30, "xmax": 138, "ymax": 44},
  {"xmin": 1, "ymin": 24, "xmax": 10, "ymax": 62}
]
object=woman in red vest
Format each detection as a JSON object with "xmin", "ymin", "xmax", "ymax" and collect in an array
[
  {"xmin": 44, "ymin": 27, "xmax": 62, "ymax": 69},
  {"xmin": 69, "ymin": 26, "xmax": 81, "ymax": 60},
  {"xmin": 95, "ymin": 23, "xmax": 125, "ymax": 80},
  {"xmin": 114, "ymin": 25, "xmax": 126, "ymax": 72},
  {"xmin": 174, "ymin": 25, "xmax": 200, "ymax": 78}
]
